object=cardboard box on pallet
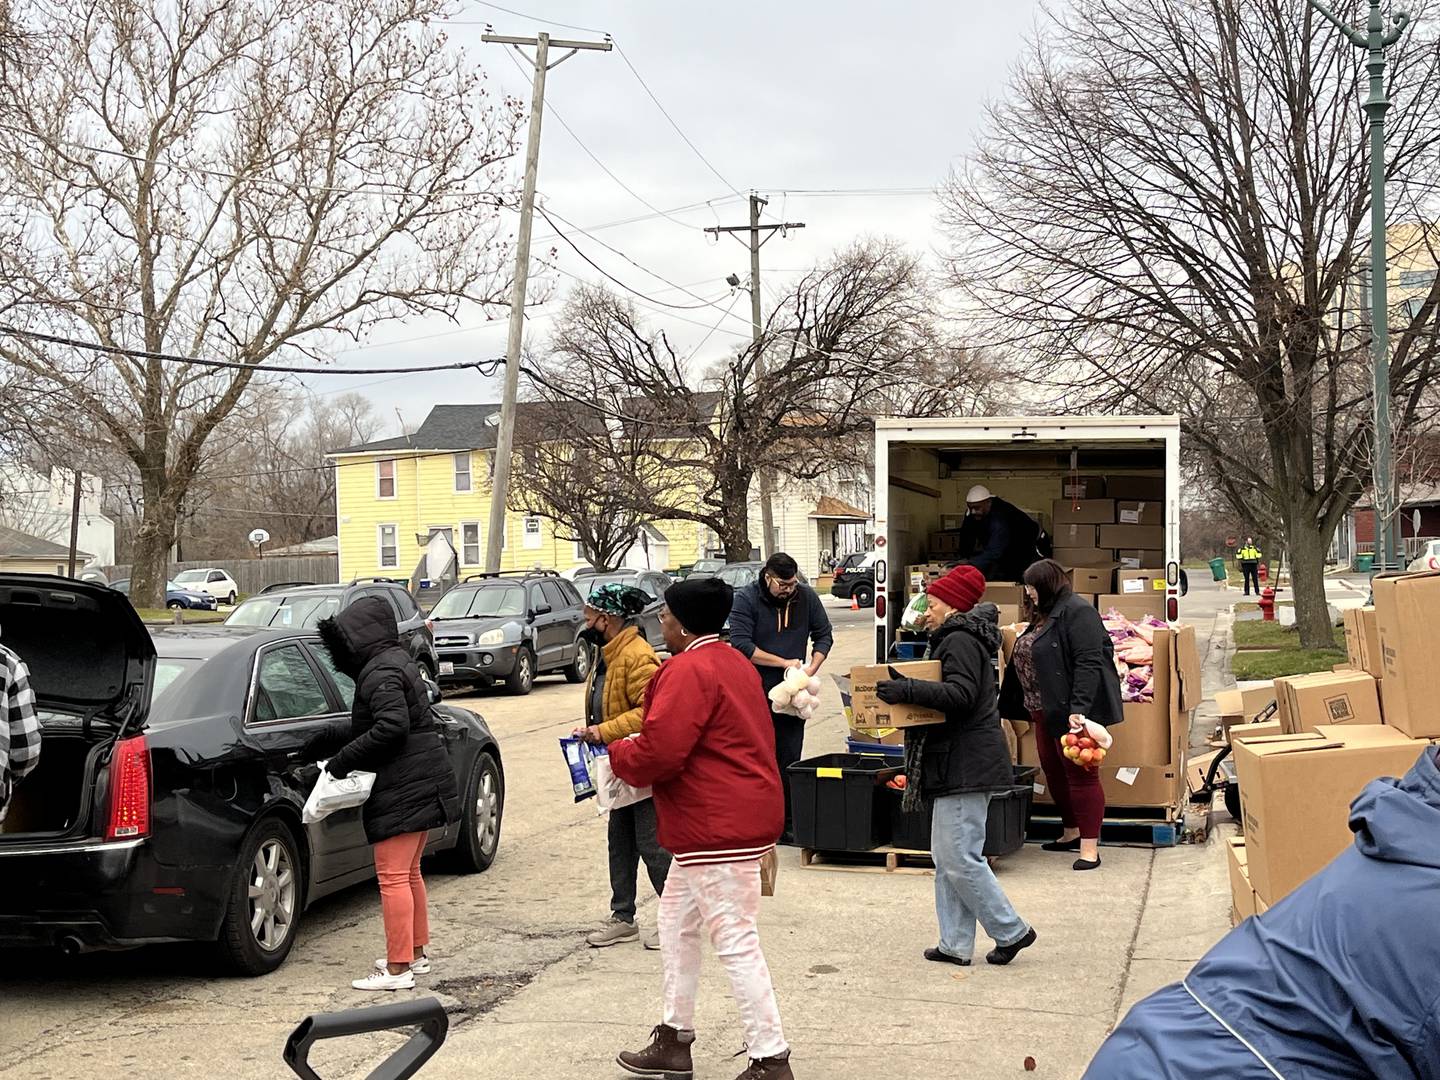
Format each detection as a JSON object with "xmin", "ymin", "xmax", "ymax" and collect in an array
[
  {"xmin": 1106, "ymin": 475, "xmax": 1166, "ymax": 501},
  {"xmin": 1060, "ymin": 476, "xmax": 1108, "ymax": 499},
  {"xmin": 1099, "ymin": 524, "xmax": 1167, "ymax": 550},
  {"xmin": 1274, "ymin": 671, "xmax": 1381, "ymax": 735},
  {"xmin": 1098, "ymin": 593, "xmax": 1167, "ymax": 621},
  {"xmin": 1118, "ymin": 549, "xmax": 1166, "ymax": 570},
  {"xmin": 1053, "ymin": 498, "xmax": 1117, "ymax": 526},
  {"xmin": 1231, "ymin": 725, "xmax": 1424, "ymax": 905},
  {"xmin": 1342, "ymin": 607, "xmax": 1383, "ymax": 679},
  {"xmin": 1069, "ymin": 565, "xmax": 1118, "ymax": 594},
  {"xmin": 1227, "ymin": 838, "xmax": 1257, "ymax": 925},
  {"xmin": 849, "ymin": 662, "xmax": 947, "ymax": 728},
  {"xmin": 1373, "ymin": 573, "xmax": 1440, "ymax": 738},
  {"xmin": 1116, "ymin": 500, "xmax": 1164, "ymax": 526}
]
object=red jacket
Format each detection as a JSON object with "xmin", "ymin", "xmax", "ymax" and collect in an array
[{"xmin": 607, "ymin": 637, "xmax": 783, "ymax": 866}]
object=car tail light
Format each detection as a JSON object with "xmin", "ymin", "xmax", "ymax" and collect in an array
[
  {"xmin": 1430, "ymin": 556, "xmax": 1439, "ymax": 570},
  {"xmin": 106, "ymin": 734, "xmax": 151, "ymax": 841},
  {"xmin": 875, "ymin": 593, "xmax": 887, "ymax": 620}
]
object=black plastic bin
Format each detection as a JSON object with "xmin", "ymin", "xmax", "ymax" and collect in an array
[
  {"xmin": 887, "ymin": 766, "xmax": 1038, "ymax": 857},
  {"xmin": 788, "ymin": 753, "xmax": 903, "ymax": 851}
]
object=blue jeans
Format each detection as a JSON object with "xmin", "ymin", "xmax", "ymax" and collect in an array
[{"xmin": 931, "ymin": 793, "xmax": 1029, "ymax": 959}]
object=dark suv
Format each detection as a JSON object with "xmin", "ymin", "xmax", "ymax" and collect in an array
[
  {"xmin": 225, "ymin": 579, "xmax": 440, "ymax": 677},
  {"xmin": 574, "ymin": 569, "xmax": 672, "ymax": 651},
  {"xmin": 428, "ymin": 571, "xmax": 588, "ymax": 695}
]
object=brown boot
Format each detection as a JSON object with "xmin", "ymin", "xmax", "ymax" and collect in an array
[
  {"xmin": 735, "ymin": 1050, "xmax": 794, "ymax": 1079},
  {"xmin": 617, "ymin": 1024, "xmax": 694, "ymax": 1078}
]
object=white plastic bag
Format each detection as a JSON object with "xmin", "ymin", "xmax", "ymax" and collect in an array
[
  {"xmin": 1068, "ymin": 715, "xmax": 1114, "ymax": 749},
  {"xmin": 302, "ymin": 761, "xmax": 375, "ymax": 824},
  {"xmin": 591, "ymin": 747, "xmax": 652, "ymax": 811}
]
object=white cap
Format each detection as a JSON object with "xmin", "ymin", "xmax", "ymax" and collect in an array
[{"xmin": 966, "ymin": 485, "xmax": 993, "ymax": 504}]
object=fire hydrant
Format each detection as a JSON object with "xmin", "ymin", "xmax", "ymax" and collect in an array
[
  {"xmin": 1258, "ymin": 586, "xmax": 1277, "ymax": 621},
  {"xmin": 1257, "ymin": 562, "xmax": 1269, "ymax": 584}
]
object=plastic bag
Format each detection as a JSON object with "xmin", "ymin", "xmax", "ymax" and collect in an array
[
  {"xmin": 302, "ymin": 761, "xmax": 375, "ymax": 825},
  {"xmin": 1060, "ymin": 715, "xmax": 1113, "ymax": 770},
  {"xmin": 591, "ymin": 745, "xmax": 653, "ymax": 810},
  {"xmin": 769, "ymin": 665, "xmax": 817, "ymax": 720},
  {"xmin": 900, "ymin": 591, "xmax": 930, "ymax": 631},
  {"xmin": 560, "ymin": 736, "xmax": 599, "ymax": 802}
]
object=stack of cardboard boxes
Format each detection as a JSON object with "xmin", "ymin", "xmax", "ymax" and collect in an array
[
  {"xmin": 1051, "ymin": 474, "xmax": 1168, "ymax": 621},
  {"xmin": 1225, "ymin": 571, "xmax": 1440, "ymax": 925}
]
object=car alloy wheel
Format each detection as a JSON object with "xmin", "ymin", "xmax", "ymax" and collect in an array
[
  {"xmin": 476, "ymin": 762, "xmax": 500, "ymax": 858},
  {"xmin": 248, "ymin": 837, "xmax": 297, "ymax": 953}
]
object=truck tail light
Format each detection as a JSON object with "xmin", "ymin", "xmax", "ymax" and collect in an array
[
  {"xmin": 106, "ymin": 734, "xmax": 151, "ymax": 841},
  {"xmin": 875, "ymin": 593, "xmax": 887, "ymax": 620},
  {"xmin": 1166, "ymin": 596, "xmax": 1179, "ymax": 622}
]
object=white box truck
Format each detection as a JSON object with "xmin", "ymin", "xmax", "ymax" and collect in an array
[{"xmin": 872, "ymin": 415, "xmax": 1182, "ymax": 661}]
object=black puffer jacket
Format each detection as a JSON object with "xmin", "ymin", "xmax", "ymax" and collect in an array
[
  {"xmin": 999, "ymin": 591, "xmax": 1124, "ymax": 738},
  {"xmin": 892, "ymin": 605, "xmax": 1014, "ymax": 798},
  {"xmin": 320, "ymin": 597, "xmax": 460, "ymax": 844}
]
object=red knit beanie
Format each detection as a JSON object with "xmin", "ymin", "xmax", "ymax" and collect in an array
[{"xmin": 927, "ymin": 564, "xmax": 986, "ymax": 614}]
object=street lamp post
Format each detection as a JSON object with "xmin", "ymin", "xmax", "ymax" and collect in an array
[{"xmin": 1310, "ymin": 0, "xmax": 1411, "ymax": 572}]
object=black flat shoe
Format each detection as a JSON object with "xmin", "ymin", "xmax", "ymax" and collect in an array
[
  {"xmin": 1041, "ymin": 837, "xmax": 1082, "ymax": 852},
  {"xmin": 924, "ymin": 947, "xmax": 972, "ymax": 967},
  {"xmin": 1073, "ymin": 856, "xmax": 1102, "ymax": 871},
  {"xmin": 986, "ymin": 928, "xmax": 1037, "ymax": 966}
]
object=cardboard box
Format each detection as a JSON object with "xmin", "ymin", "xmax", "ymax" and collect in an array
[
  {"xmin": 1255, "ymin": 896, "xmax": 1270, "ymax": 915},
  {"xmin": 906, "ymin": 564, "xmax": 947, "ymax": 593},
  {"xmin": 1098, "ymin": 593, "xmax": 1167, "ymax": 621},
  {"xmin": 1118, "ymin": 549, "xmax": 1166, "ymax": 570},
  {"xmin": 983, "ymin": 581, "xmax": 1024, "ymax": 607},
  {"xmin": 1053, "ymin": 523, "xmax": 1099, "ymax": 549},
  {"xmin": 929, "ymin": 532, "xmax": 963, "ymax": 556},
  {"xmin": 849, "ymin": 662, "xmax": 947, "ymax": 728},
  {"xmin": 1232, "ymin": 725, "xmax": 1424, "ymax": 904},
  {"xmin": 1276, "ymin": 671, "xmax": 1381, "ymax": 734},
  {"xmin": 1216, "ymin": 684, "xmax": 1276, "ymax": 727},
  {"xmin": 1032, "ymin": 760, "xmax": 1184, "ymax": 808},
  {"xmin": 940, "ymin": 514, "xmax": 966, "ymax": 531},
  {"xmin": 1106, "ymin": 475, "xmax": 1166, "ymax": 501},
  {"xmin": 1052, "ymin": 547, "xmax": 1114, "ymax": 567},
  {"xmin": 1060, "ymin": 476, "xmax": 1107, "ymax": 499},
  {"xmin": 1116, "ymin": 500, "xmax": 1164, "ymax": 526},
  {"xmin": 1230, "ymin": 719, "xmax": 1284, "ymax": 743},
  {"xmin": 1099, "ymin": 524, "xmax": 1167, "ymax": 550},
  {"xmin": 1069, "ymin": 565, "xmax": 1117, "ymax": 594},
  {"xmin": 994, "ymin": 604, "xmax": 1022, "ymax": 629},
  {"xmin": 1342, "ymin": 606, "xmax": 1383, "ymax": 681},
  {"xmin": 1117, "ymin": 569, "xmax": 1166, "ymax": 595},
  {"xmin": 1372, "ymin": 573, "xmax": 1440, "ymax": 737},
  {"xmin": 1227, "ymin": 838, "xmax": 1257, "ymax": 922},
  {"xmin": 848, "ymin": 726, "xmax": 905, "ymax": 747},
  {"xmin": 1052, "ymin": 498, "xmax": 1116, "ymax": 526}
]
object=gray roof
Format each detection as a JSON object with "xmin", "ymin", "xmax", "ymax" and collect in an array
[
  {"xmin": 0, "ymin": 523, "xmax": 93, "ymax": 560},
  {"xmin": 329, "ymin": 402, "xmax": 604, "ymax": 455}
]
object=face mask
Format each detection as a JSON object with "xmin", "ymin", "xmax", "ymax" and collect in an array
[{"xmin": 579, "ymin": 625, "xmax": 607, "ymax": 647}]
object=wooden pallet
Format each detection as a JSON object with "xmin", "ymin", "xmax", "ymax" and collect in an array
[
  {"xmin": 799, "ymin": 846, "xmax": 937, "ymax": 875},
  {"xmin": 1026, "ymin": 803, "xmax": 1183, "ymax": 848}
]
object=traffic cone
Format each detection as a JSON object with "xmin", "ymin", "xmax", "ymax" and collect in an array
[{"xmin": 850, "ymin": 596, "xmax": 860, "ymax": 611}]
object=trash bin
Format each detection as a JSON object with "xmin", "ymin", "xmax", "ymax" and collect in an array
[
  {"xmin": 1354, "ymin": 554, "xmax": 1375, "ymax": 572},
  {"xmin": 887, "ymin": 766, "xmax": 1038, "ymax": 856},
  {"xmin": 788, "ymin": 753, "xmax": 901, "ymax": 851},
  {"xmin": 1209, "ymin": 557, "xmax": 1227, "ymax": 582}
]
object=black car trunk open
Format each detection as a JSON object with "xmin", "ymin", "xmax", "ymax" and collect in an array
[{"xmin": 0, "ymin": 576, "xmax": 155, "ymax": 841}]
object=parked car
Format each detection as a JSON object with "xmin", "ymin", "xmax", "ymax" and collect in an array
[
  {"xmin": 830, "ymin": 551, "xmax": 878, "ymax": 608},
  {"xmin": 575, "ymin": 569, "xmax": 673, "ymax": 652},
  {"xmin": 109, "ymin": 578, "xmax": 218, "ymax": 611},
  {"xmin": 1408, "ymin": 539, "xmax": 1440, "ymax": 572},
  {"xmin": 0, "ymin": 574, "xmax": 504, "ymax": 975},
  {"xmin": 428, "ymin": 570, "xmax": 589, "ymax": 694},
  {"xmin": 225, "ymin": 579, "xmax": 439, "ymax": 679},
  {"xmin": 172, "ymin": 567, "xmax": 241, "ymax": 605},
  {"xmin": 712, "ymin": 561, "xmax": 809, "ymax": 590},
  {"xmin": 682, "ymin": 558, "xmax": 727, "ymax": 580}
]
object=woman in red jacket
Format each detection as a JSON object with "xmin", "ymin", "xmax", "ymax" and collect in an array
[{"xmin": 608, "ymin": 576, "xmax": 793, "ymax": 1080}]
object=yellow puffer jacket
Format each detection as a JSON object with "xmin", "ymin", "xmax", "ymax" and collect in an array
[{"xmin": 587, "ymin": 626, "xmax": 662, "ymax": 744}]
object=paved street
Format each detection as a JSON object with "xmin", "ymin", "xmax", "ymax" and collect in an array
[{"xmin": 0, "ymin": 599, "xmax": 1237, "ymax": 1080}]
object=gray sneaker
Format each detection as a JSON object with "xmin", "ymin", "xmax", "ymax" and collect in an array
[
  {"xmin": 587, "ymin": 916, "xmax": 639, "ymax": 948},
  {"xmin": 643, "ymin": 927, "xmax": 661, "ymax": 951}
]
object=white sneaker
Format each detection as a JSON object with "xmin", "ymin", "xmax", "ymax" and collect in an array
[
  {"xmin": 375, "ymin": 955, "xmax": 431, "ymax": 975},
  {"xmin": 643, "ymin": 928, "xmax": 661, "ymax": 951},
  {"xmin": 352, "ymin": 968, "xmax": 416, "ymax": 992}
]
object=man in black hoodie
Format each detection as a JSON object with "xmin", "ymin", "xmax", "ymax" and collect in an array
[{"xmin": 728, "ymin": 552, "xmax": 834, "ymax": 843}]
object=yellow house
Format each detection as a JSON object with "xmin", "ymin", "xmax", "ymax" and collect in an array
[{"xmin": 328, "ymin": 404, "xmax": 710, "ymax": 581}]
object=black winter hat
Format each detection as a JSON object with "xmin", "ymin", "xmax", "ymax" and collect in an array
[{"xmin": 664, "ymin": 576, "xmax": 733, "ymax": 637}]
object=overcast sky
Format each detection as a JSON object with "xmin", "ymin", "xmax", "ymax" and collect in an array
[{"xmin": 299, "ymin": 0, "xmax": 1057, "ymax": 433}]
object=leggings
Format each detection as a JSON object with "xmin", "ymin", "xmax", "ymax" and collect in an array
[{"xmin": 1031, "ymin": 711, "xmax": 1106, "ymax": 839}]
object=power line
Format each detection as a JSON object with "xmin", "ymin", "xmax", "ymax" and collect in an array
[{"xmin": 459, "ymin": 2, "xmax": 607, "ymax": 35}]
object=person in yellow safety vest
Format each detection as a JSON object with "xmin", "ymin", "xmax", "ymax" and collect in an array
[{"xmin": 1236, "ymin": 538, "xmax": 1263, "ymax": 596}]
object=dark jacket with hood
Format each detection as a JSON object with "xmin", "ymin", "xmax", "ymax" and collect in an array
[
  {"xmin": 999, "ymin": 591, "xmax": 1123, "ymax": 738},
  {"xmin": 955, "ymin": 496, "xmax": 1042, "ymax": 582},
  {"xmin": 1084, "ymin": 746, "xmax": 1440, "ymax": 1080},
  {"xmin": 728, "ymin": 580, "xmax": 835, "ymax": 694},
  {"xmin": 885, "ymin": 604, "xmax": 1014, "ymax": 799},
  {"xmin": 320, "ymin": 597, "xmax": 460, "ymax": 845}
]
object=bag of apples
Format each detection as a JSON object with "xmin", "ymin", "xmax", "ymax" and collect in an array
[{"xmin": 1060, "ymin": 716, "xmax": 1113, "ymax": 770}]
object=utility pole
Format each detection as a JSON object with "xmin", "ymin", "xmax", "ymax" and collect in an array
[
  {"xmin": 706, "ymin": 194, "xmax": 805, "ymax": 559},
  {"xmin": 1311, "ymin": 0, "xmax": 1412, "ymax": 573},
  {"xmin": 481, "ymin": 29, "xmax": 611, "ymax": 573},
  {"xmin": 66, "ymin": 469, "xmax": 81, "ymax": 577}
]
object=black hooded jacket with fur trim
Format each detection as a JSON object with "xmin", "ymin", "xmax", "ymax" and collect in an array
[{"xmin": 320, "ymin": 597, "xmax": 460, "ymax": 844}]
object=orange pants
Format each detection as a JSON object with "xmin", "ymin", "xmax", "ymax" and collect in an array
[{"xmin": 374, "ymin": 831, "xmax": 430, "ymax": 966}]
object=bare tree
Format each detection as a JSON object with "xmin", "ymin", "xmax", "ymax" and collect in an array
[
  {"xmin": 0, "ymin": 0, "xmax": 520, "ymax": 605},
  {"xmin": 528, "ymin": 241, "xmax": 989, "ymax": 561},
  {"xmin": 941, "ymin": 0, "xmax": 1440, "ymax": 646}
]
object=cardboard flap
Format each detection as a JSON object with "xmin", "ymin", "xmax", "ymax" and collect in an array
[{"xmin": 1175, "ymin": 624, "xmax": 1202, "ymax": 713}]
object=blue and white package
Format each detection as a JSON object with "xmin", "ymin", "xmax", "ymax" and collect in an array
[{"xmin": 560, "ymin": 736, "xmax": 599, "ymax": 802}]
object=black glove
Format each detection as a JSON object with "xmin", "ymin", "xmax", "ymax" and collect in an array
[{"xmin": 875, "ymin": 679, "xmax": 910, "ymax": 705}]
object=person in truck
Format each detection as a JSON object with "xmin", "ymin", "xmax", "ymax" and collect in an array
[
  {"xmin": 955, "ymin": 485, "xmax": 1044, "ymax": 582},
  {"xmin": 728, "ymin": 552, "xmax": 834, "ymax": 845},
  {"xmin": 0, "ymin": 629, "xmax": 39, "ymax": 826}
]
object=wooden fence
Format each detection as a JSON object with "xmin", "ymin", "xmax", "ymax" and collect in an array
[{"xmin": 98, "ymin": 555, "xmax": 339, "ymax": 597}]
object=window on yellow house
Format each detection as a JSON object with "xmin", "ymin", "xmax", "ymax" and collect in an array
[
  {"xmin": 523, "ymin": 516, "xmax": 543, "ymax": 550},
  {"xmin": 461, "ymin": 522, "xmax": 480, "ymax": 565},
  {"xmin": 454, "ymin": 452, "xmax": 472, "ymax": 492},
  {"xmin": 378, "ymin": 524, "xmax": 398, "ymax": 568},
  {"xmin": 377, "ymin": 459, "xmax": 397, "ymax": 499}
]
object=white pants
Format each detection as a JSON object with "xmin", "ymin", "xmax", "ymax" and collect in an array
[{"xmin": 660, "ymin": 858, "xmax": 788, "ymax": 1059}]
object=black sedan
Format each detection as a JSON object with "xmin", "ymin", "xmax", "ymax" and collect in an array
[{"xmin": 0, "ymin": 575, "xmax": 504, "ymax": 976}]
